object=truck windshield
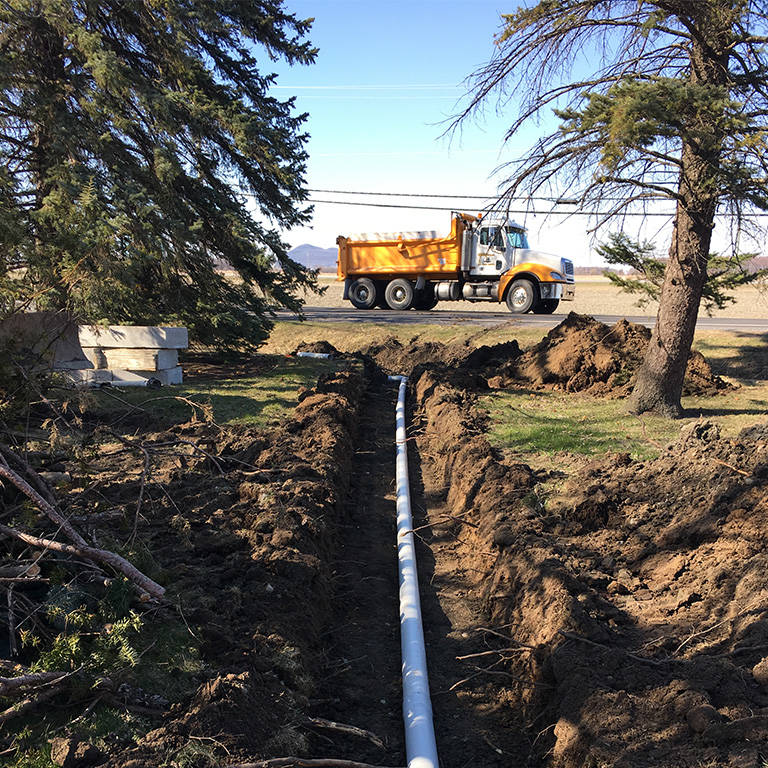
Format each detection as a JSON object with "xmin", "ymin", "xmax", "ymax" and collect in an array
[
  {"xmin": 506, "ymin": 228, "xmax": 529, "ymax": 249},
  {"xmin": 480, "ymin": 225, "xmax": 530, "ymax": 250}
]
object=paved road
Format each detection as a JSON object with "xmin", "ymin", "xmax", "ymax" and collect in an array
[{"xmin": 277, "ymin": 306, "xmax": 768, "ymax": 333}]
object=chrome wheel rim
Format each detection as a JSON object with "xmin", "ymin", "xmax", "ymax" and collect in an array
[{"xmin": 511, "ymin": 287, "xmax": 528, "ymax": 308}]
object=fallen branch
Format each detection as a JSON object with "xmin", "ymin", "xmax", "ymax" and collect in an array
[
  {"xmin": 0, "ymin": 685, "xmax": 58, "ymax": 725},
  {"xmin": 558, "ymin": 630, "xmax": 668, "ymax": 667},
  {"xmin": 456, "ymin": 647, "xmax": 532, "ymax": 661},
  {"xmin": 0, "ymin": 670, "xmax": 68, "ymax": 695},
  {"xmin": 303, "ymin": 717, "xmax": 385, "ymax": 750},
  {"xmin": 224, "ymin": 760, "xmax": 404, "ymax": 768},
  {"xmin": 104, "ymin": 432, "xmax": 152, "ymax": 546},
  {"xmin": 711, "ymin": 457, "xmax": 750, "ymax": 477},
  {"xmin": 0, "ymin": 524, "xmax": 165, "ymax": 600},
  {"xmin": 0, "ymin": 443, "xmax": 58, "ymax": 509},
  {"xmin": 0, "ymin": 463, "xmax": 88, "ymax": 549}
]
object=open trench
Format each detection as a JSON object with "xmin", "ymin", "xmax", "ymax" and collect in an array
[
  {"xmin": 96, "ymin": 341, "xmax": 767, "ymax": 768},
  {"xmin": 308, "ymin": 375, "xmax": 529, "ymax": 768}
]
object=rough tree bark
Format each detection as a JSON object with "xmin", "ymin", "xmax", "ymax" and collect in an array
[{"xmin": 629, "ymin": 20, "xmax": 728, "ymax": 417}]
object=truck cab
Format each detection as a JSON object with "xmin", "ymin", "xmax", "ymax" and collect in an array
[
  {"xmin": 473, "ymin": 221, "xmax": 529, "ymax": 276},
  {"xmin": 470, "ymin": 216, "xmax": 576, "ymax": 311}
]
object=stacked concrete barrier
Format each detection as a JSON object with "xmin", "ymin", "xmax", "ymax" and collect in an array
[{"xmin": 71, "ymin": 326, "xmax": 188, "ymax": 387}]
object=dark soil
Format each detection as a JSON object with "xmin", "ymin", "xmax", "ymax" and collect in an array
[
  {"xmin": 101, "ymin": 370, "xmax": 364, "ymax": 766},
  {"xmin": 293, "ymin": 340, "xmax": 342, "ymax": 357},
  {"xmin": 501, "ymin": 313, "xmax": 731, "ymax": 397}
]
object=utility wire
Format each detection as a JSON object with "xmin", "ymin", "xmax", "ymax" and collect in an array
[
  {"xmin": 308, "ymin": 198, "xmax": 678, "ymax": 216},
  {"xmin": 306, "ymin": 187, "xmax": 668, "ymax": 203}
]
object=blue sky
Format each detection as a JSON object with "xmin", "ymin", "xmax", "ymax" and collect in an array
[{"xmin": 264, "ymin": 0, "xmax": 676, "ymax": 265}]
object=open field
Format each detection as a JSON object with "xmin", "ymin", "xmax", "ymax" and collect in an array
[{"xmin": 302, "ymin": 273, "xmax": 768, "ymax": 319}]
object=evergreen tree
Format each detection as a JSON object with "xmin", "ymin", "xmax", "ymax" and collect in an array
[
  {"xmin": 598, "ymin": 233, "xmax": 766, "ymax": 313},
  {"xmin": 0, "ymin": 0, "xmax": 317, "ymax": 348},
  {"xmin": 456, "ymin": 1, "xmax": 768, "ymax": 416}
]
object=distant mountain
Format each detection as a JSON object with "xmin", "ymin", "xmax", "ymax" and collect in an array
[{"xmin": 289, "ymin": 244, "xmax": 337, "ymax": 272}]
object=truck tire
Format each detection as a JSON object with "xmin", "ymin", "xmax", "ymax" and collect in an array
[
  {"xmin": 413, "ymin": 283, "xmax": 437, "ymax": 311},
  {"xmin": 349, "ymin": 277, "xmax": 377, "ymax": 309},
  {"xmin": 375, "ymin": 289, "xmax": 391, "ymax": 309},
  {"xmin": 385, "ymin": 278, "xmax": 415, "ymax": 310},
  {"xmin": 534, "ymin": 299, "xmax": 559, "ymax": 314},
  {"xmin": 505, "ymin": 278, "xmax": 537, "ymax": 314}
]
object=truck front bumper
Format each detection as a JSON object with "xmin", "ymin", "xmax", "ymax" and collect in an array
[{"xmin": 540, "ymin": 282, "xmax": 575, "ymax": 300}]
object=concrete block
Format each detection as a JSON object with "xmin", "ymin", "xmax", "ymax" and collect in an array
[
  {"xmin": 113, "ymin": 367, "xmax": 183, "ymax": 386},
  {"xmin": 83, "ymin": 348, "xmax": 179, "ymax": 371},
  {"xmin": 78, "ymin": 325, "xmax": 188, "ymax": 349},
  {"xmin": 64, "ymin": 369, "xmax": 112, "ymax": 385},
  {"xmin": 63, "ymin": 366, "xmax": 182, "ymax": 387}
]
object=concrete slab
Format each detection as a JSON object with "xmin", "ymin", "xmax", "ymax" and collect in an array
[
  {"xmin": 109, "ymin": 367, "xmax": 183, "ymax": 386},
  {"xmin": 83, "ymin": 348, "xmax": 179, "ymax": 371},
  {"xmin": 78, "ymin": 325, "xmax": 188, "ymax": 349},
  {"xmin": 64, "ymin": 369, "xmax": 113, "ymax": 385},
  {"xmin": 134, "ymin": 366, "xmax": 183, "ymax": 386},
  {"xmin": 63, "ymin": 366, "xmax": 182, "ymax": 387}
]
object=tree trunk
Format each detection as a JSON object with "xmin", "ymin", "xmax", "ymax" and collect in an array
[
  {"xmin": 627, "ymin": 200, "xmax": 711, "ymax": 417},
  {"xmin": 628, "ymin": 21, "xmax": 727, "ymax": 418}
]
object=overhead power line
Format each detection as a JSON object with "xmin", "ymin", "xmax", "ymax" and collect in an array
[
  {"xmin": 308, "ymin": 187, "xmax": 582, "ymax": 203},
  {"xmin": 308, "ymin": 198, "xmax": 678, "ymax": 217}
]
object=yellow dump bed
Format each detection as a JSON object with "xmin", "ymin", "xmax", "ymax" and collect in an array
[{"xmin": 337, "ymin": 214, "xmax": 472, "ymax": 280}]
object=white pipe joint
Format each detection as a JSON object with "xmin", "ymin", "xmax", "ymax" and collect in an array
[{"xmin": 389, "ymin": 374, "xmax": 439, "ymax": 768}]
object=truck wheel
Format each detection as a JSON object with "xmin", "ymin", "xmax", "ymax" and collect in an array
[
  {"xmin": 385, "ymin": 278, "xmax": 415, "ymax": 310},
  {"xmin": 534, "ymin": 299, "xmax": 560, "ymax": 314},
  {"xmin": 349, "ymin": 277, "xmax": 377, "ymax": 309},
  {"xmin": 505, "ymin": 278, "xmax": 536, "ymax": 314},
  {"xmin": 413, "ymin": 284, "xmax": 437, "ymax": 311}
]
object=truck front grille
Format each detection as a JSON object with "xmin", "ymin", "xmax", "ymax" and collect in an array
[{"xmin": 561, "ymin": 259, "xmax": 575, "ymax": 282}]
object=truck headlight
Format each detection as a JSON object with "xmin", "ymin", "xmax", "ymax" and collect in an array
[{"xmin": 550, "ymin": 271, "xmax": 564, "ymax": 281}]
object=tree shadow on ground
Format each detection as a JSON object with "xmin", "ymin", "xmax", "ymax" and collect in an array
[{"xmin": 696, "ymin": 331, "xmax": 768, "ymax": 380}]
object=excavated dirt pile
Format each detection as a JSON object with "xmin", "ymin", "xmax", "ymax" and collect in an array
[
  {"xmin": 64, "ymin": 370, "xmax": 365, "ymax": 767},
  {"xmin": 414, "ymin": 370, "xmax": 768, "ymax": 768},
  {"xmin": 363, "ymin": 335, "xmax": 486, "ymax": 377},
  {"xmin": 365, "ymin": 313, "xmax": 730, "ymax": 398},
  {"xmin": 292, "ymin": 340, "xmax": 341, "ymax": 356},
  {"xmin": 495, "ymin": 312, "xmax": 731, "ymax": 396}
]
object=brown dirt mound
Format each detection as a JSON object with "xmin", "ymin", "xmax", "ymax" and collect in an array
[
  {"xmin": 363, "ymin": 336, "xmax": 460, "ymax": 376},
  {"xmin": 364, "ymin": 336, "xmax": 522, "ymax": 395},
  {"xmin": 293, "ymin": 340, "xmax": 341, "ymax": 356},
  {"xmin": 494, "ymin": 312, "xmax": 731, "ymax": 397},
  {"xmin": 414, "ymin": 370, "xmax": 768, "ymax": 768},
  {"xmin": 364, "ymin": 315, "xmax": 729, "ymax": 401}
]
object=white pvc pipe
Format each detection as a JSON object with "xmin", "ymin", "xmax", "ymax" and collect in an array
[
  {"xmin": 296, "ymin": 351, "xmax": 333, "ymax": 359},
  {"xmin": 389, "ymin": 374, "xmax": 439, "ymax": 768}
]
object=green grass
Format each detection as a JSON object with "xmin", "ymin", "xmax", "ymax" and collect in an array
[
  {"xmin": 692, "ymin": 330, "xmax": 768, "ymax": 380},
  {"xmin": 85, "ymin": 355, "xmax": 356, "ymax": 427},
  {"xmin": 483, "ymin": 381, "xmax": 768, "ymax": 466},
  {"xmin": 264, "ymin": 320, "xmax": 548, "ymax": 355}
]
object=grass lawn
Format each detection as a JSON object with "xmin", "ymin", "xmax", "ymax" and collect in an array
[
  {"xmin": 482, "ymin": 382, "xmax": 768, "ymax": 467},
  {"xmin": 261, "ymin": 319, "xmax": 548, "ymax": 355},
  {"xmin": 84, "ymin": 354, "xmax": 356, "ymax": 428}
]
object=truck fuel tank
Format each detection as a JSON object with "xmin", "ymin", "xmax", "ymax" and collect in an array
[{"xmin": 435, "ymin": 281, "xmax": 460, "ymax": 301}]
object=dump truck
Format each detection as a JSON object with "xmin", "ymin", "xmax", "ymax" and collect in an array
[{"xmin": 336, "ymin": 212, "xmax": 575, "ymax": 313}]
